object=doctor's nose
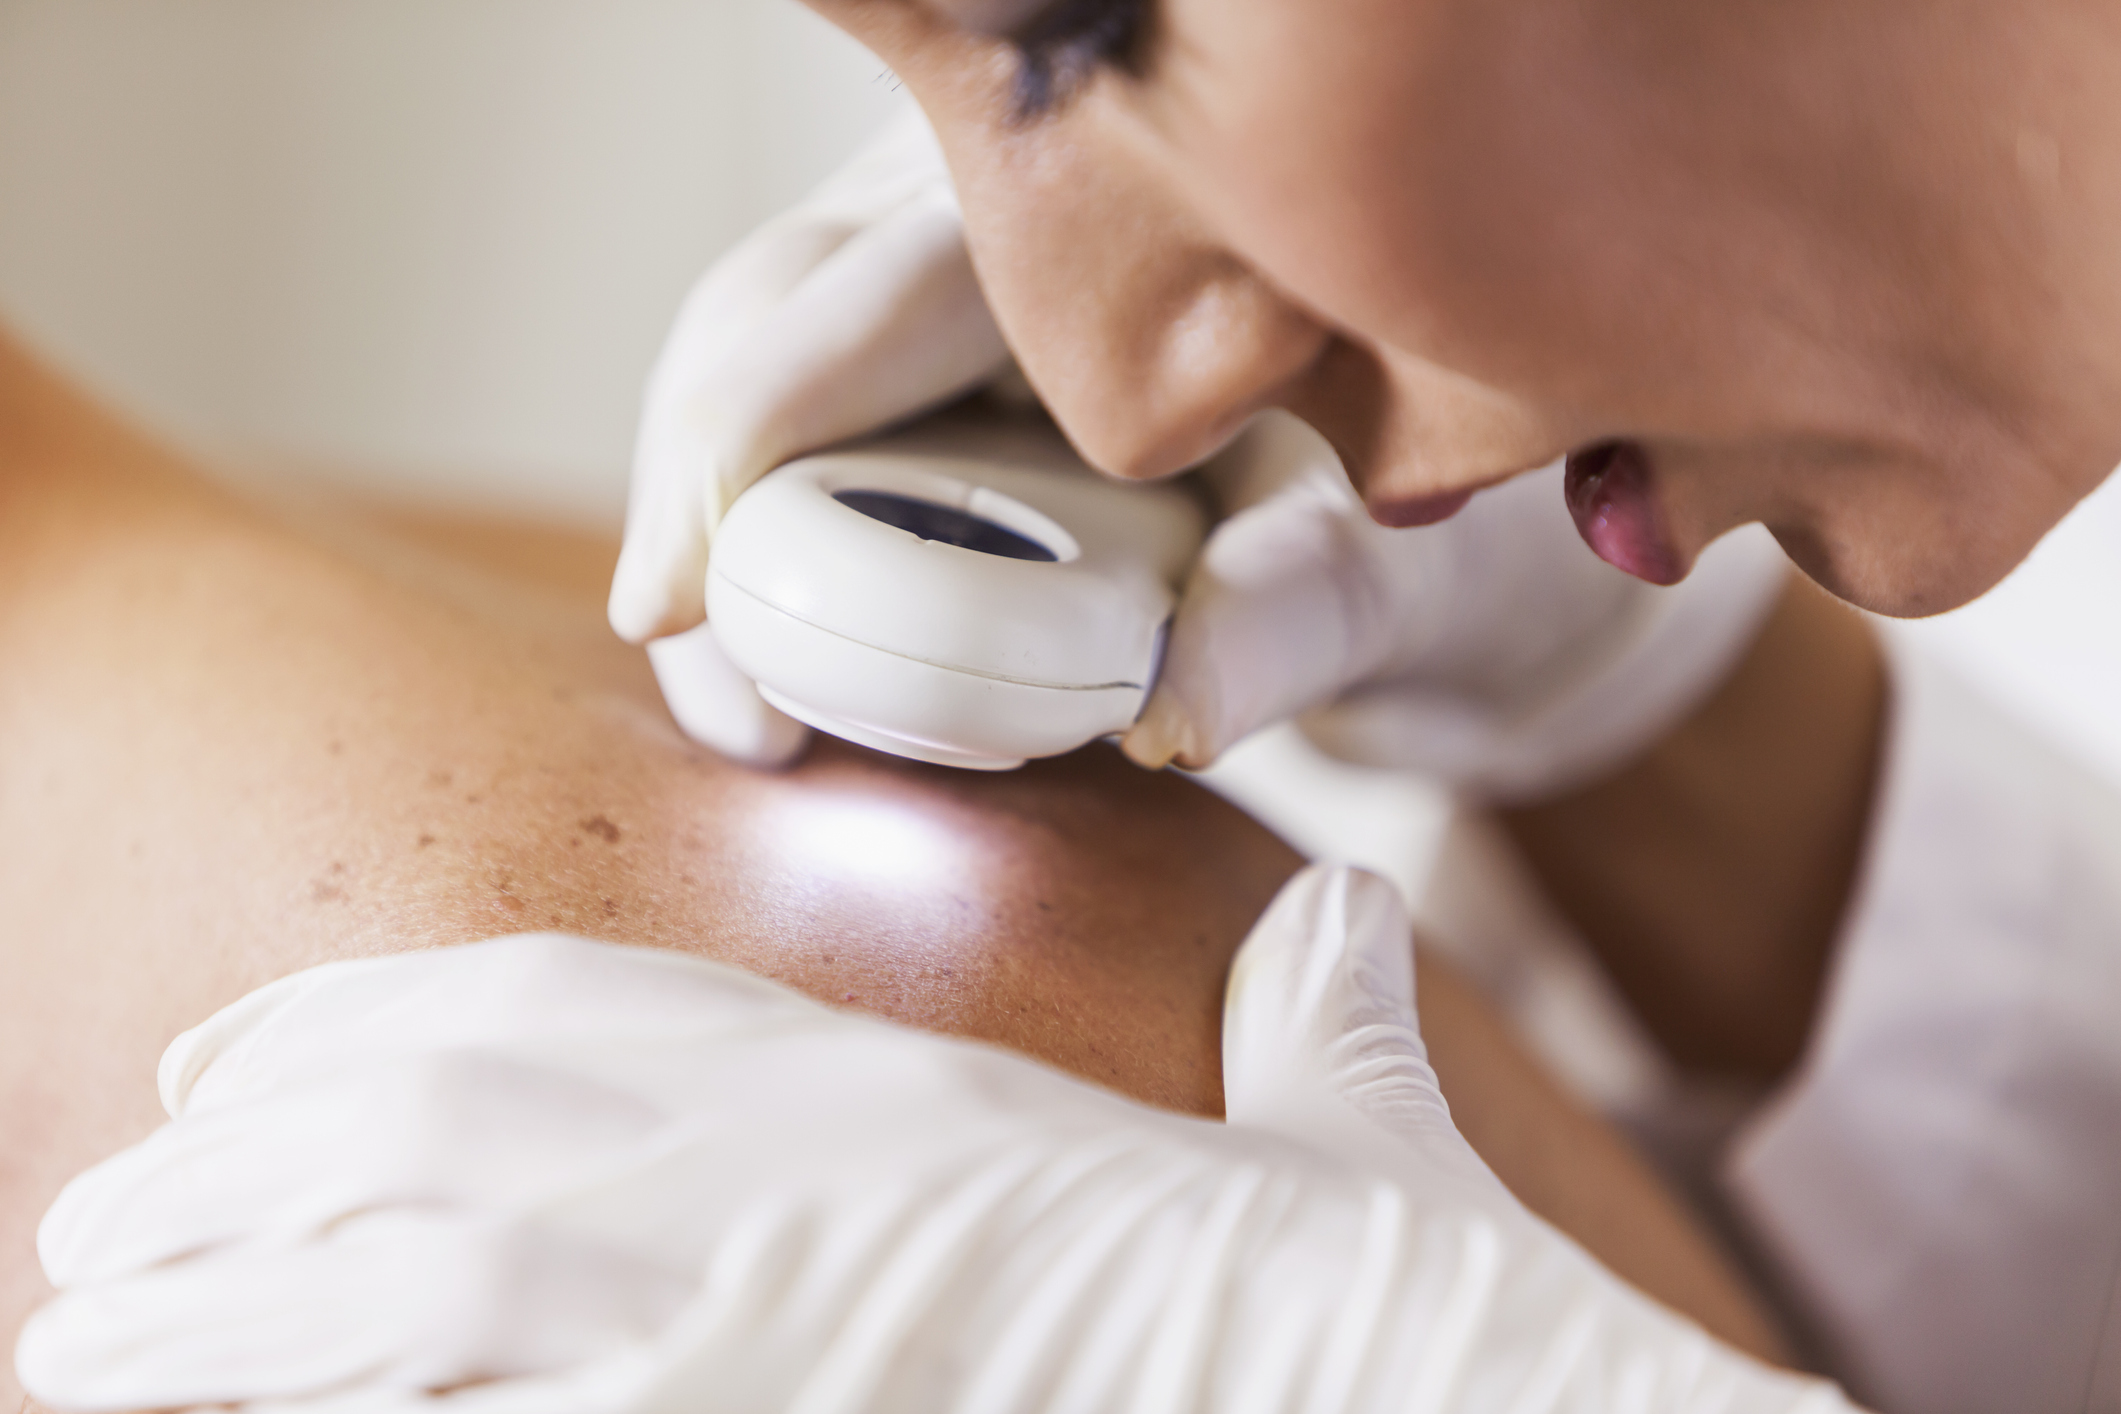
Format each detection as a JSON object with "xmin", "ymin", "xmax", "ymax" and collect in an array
[
  {"xmin": 948, "ymin": 135, "xmax": 1334, "ymax": 483},
  {"xmin": 1022, "ymin": 258, "xmax": 1335, "ymax": 484}
]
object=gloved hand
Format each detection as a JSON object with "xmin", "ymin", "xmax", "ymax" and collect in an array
[
  {"xmin": 613, "ymin": 106, "xmax": 1783, "ymax": 793},
  {"xmin": 20, "ymin": 868, "xmax": 1858, "ymax": 1413},
  {"xmin": 609, "ymin": 109, "xmax": 1011, "ymax": 766},
  {"xmin": 1126, "ymin": 412, "xmax": 1788, "ymax": 798}
]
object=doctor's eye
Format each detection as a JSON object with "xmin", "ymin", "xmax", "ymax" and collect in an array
[{"xmin": 1006, "ymin": 0, "xmax": 1151, "ymax": 119}]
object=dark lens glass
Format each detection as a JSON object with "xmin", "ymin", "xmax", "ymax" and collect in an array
[{"xmin": 833, "ymin": 490, "xmax": 1058, "ymax": 562}]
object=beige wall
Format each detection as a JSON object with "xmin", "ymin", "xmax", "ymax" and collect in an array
[{"xmin": 0, "ymin": 0, "xmax": 909, "ymax": 519}]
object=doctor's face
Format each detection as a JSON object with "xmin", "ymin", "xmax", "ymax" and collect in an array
[{"xmin": 809, "ymin": 0, "xmax": 2121, "ymax": 616}]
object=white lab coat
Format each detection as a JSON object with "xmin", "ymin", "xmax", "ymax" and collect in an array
[{"xmin": 1723, "ymin": 641, "xmax": 2121, "ymax": 1413}]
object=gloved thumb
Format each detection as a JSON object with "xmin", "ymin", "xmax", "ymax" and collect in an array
[
  {"xmin": 647, "ymin": 624, "xmax": 811, "ymax": 769},
  {"xmin": 1222, "ymin": 866, "xmax": 1473, "ymax": 1176},
  {"xmin": 1122, "ymin": 415, "xmax": 1448, "ymax": 770}
]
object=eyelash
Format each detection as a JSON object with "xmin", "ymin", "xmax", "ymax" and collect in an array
[{"xmin": 1006, "ymin": 0, "xmax": 1150, "ymax": 120}]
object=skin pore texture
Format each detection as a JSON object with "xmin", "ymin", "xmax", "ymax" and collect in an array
[
  {"xmin": 0, "ymin": 333, "xmax": 1799, "ymax": 1409},
  {"xmin": 817, "ymin": 0, "xmax": 2121, "ymax": 616}
]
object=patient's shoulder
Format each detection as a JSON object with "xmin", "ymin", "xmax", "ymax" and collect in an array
[{"xmin": 683, "ymin": 741, "xmax": 1300, "ymax": 1116}]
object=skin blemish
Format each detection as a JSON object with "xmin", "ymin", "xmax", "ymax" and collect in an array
[
  {"xmin": 601, "ymin": 898, "xmax": 620, "ymax": 917},
  {"xmin": 427, "ymin": 769, "xmax": 453, "ymax": 789},
  {"xmin": 580, "ymin": 815, "xmax": 622, "ymax": 844},
  {"xmin": 310, "ymin": 879, "xmax": 346, "ymax": 904},
  {"xmin": 416, "ymin": 833, "xmax": 436, "ymax": 848},
  {"xmin": 327, "ymin": 740, "xmax": 344, "ymax": 757},
  {"xmin": 465, "ymin": 794, "xmax": 484, "ymax": 805}
]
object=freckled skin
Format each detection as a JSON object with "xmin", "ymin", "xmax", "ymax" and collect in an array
[{"xmin": 0, "ymin": 333, "xmax": 1795, "ymax": 1400}]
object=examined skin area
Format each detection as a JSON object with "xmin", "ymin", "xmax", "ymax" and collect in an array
[{"xmin": 0, "ymin": 338, "xmax": 1790, "ymax": 1406}]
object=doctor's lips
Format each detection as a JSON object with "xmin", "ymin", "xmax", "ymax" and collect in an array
[
  {"xmin": 1368, "ymin": 489, "xmax": 1474, "ymax": 528},
  {"xmin": 1565, "ymin": 442, "xmax": 1684, "ymax": 585}
]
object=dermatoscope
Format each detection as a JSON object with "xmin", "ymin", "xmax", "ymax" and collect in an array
[{"xmin": 708, "ymin": 413, "xmax": 1206, "ymax": 770}]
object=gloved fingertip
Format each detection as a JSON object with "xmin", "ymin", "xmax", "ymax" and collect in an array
[
  {"xmin": 607, "ymin": 579, "xmax": 673, "ymax": 648},
  {"xmin": 1118, "ymin": 726, "xmax": 1178, "ymax": 772},
  {"xmin": 14, "ymin": 1295, "xmax": 125, "ymax": 1413},
  {"xmin": 743, "ymin": 708, "xmax": 815, "ymax": 772},
  {"xmin": 648, "ymin": 627, "xmax": 814, "ymax": 768},
  {"xmin": 1121, "ymin": 691, "xmax": 1207, "ymax": 772},
  {"xmin": 1223, "ymin": 864, "xmax": 1417, "ymax": 1065},
  {"xmin": 608, "ymin": 566, "xmax": 709, "ymax": 647}
]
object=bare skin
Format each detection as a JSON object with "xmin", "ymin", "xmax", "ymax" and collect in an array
[{"xmin": 0, "ymin": 333, "xmax": 1797, "ymax": 1408}]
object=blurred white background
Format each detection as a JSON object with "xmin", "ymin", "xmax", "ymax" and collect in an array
[
  {"xmin": 0, "ymin": 0, "xmax": 910, "ymax": 519},
  {"xmin": 1, "ymin": 0, "xmax": 2116, "ymax": 786}
]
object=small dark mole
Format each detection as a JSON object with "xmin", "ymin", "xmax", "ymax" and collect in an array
[
  {"xmin": 416, "ymin": 833, "xmax": 436, "ymax": 848},
  {"xmin": 427, "ymin": 770, "xmax": 453, "ymax": 789},
  {"xmin": 821, "ymin": 954, "xmax": 835, "ymax": 964},
  {"xmin": 1035, "ymin": 899, "xmax": 1054, "ymax": 913},
  {"xmin": 569, "ymin": 836, "xmax": 581, "ymax": 848},
  {"xmin": 939, "ymin": 967, "xmax": 954, "ymax": 978},
  {"xmin": 580, "ymin": 815, "xmax": 622, "ymax": 844},
  {"xmin": 465, "ymin": 794, "xmax": 483, "ymax": 805},
  {"xmin": 327, "ymin": 740, "xmax": 344, "ymax": 757},
  {"xmin": 601, "ymin": 898, "xmax": 620, "ymax": 917}
]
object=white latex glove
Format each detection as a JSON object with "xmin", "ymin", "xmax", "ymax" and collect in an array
[
  {"xmin": 1124, "ymin": 413, "xmax": 1788, "ymax": 799},
  {"xmin": 610, "ymin": 109, "xmax": 1010, "ymax": 765},
  {"xmin": 21, "ymin": 868, "xmax": 1857, "ymax": 1414}
]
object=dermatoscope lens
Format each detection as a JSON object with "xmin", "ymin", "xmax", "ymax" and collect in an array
[{"xmin": 833, "ymin": 490, "xmax": 1058, "ymax": 562}]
